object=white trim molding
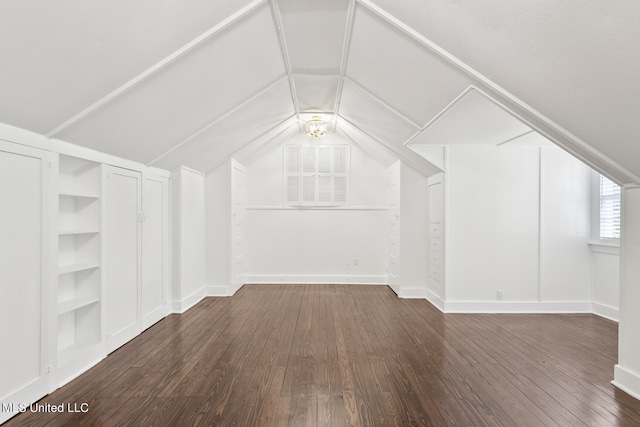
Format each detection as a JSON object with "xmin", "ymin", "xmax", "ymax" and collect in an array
[
  {"xmin": 613, "ymin": 365, "xmax": 640, "ymax": 401},
  {"xmin": 246, "ymin": 275, "xmax": 387, "ymax": 285},
  {"xmin": 442, "ymin": 300, "xmax": 592, "ymax": 314}
]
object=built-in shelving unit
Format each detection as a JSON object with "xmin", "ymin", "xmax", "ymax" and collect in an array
[{"xmin": 56, "ymin": 155, "xmax": 102, "ymax": 379}]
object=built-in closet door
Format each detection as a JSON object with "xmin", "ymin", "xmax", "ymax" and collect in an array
[
  {"xmin": 0, "ymin": 142, "xmax": 55, "ymax": 424},
  {"xmin": 387, "ymin": 163, "xmax": 400, "ymax": 294},
  {"xmin": 141, "ymin": 175, "xmax": 169, "ymax": 329},
  {"xmin": 104, "ymin": 166, "xmax": 142, "ymax": 353},
  {"xmin": 230, "ymin": 160, "xmax": 246, "ymax": 294}
]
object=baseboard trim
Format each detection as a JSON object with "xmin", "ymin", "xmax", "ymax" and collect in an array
[
  {"xmin": 205, "ymin": 285, "xmax": 229, "ymax": 297},
  {"xmin": 613, "ymin": 365, "xmax": 640, "ymax": 400},
  {"xmin": 426, "ymin": 289, "xmax": 445, "ymax": 312},
  {"xmin": 443, "ymin": 300, "xmax": 593, "ymax": 314},
  {"xmin": 245, "ymin": 275, "xmax": 387, "ymax": 285},
  {"xmin": 592, "ymin": 302, "xmax": 619, "ymax": 322},
  {"xmin": 399, "ymin": 288, "xmax": 427, "ymax": 299},
  {"xmin": 171, "ymin": 287, "xmax": 206, "ymax": 314}
]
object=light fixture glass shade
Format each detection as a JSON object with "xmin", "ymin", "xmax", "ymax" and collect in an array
[{"xmin": 305, "ymin": 116, "xmax": 327, "ymax": 138}]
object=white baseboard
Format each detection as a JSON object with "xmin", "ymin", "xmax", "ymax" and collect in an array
[
  {"xmin": 399, "ymin": 288, "xmax": 427, "ymax": 299},
  {"xmin": 443, "ymin": 300, "xmax": 593, "ymax": 314},
  {"xmin": 613, "ymin": 365, "xmax": 640, "ymax": 400},
  {"xmin": 426, "ymin": 289, "xmax": 445, "ymax": 312},
  {"xmin": 206, "ymin": 285, "xmax": 229, "ymax": 297},
  {"xmin": 592, "ymin": 302, "xmax": 619, "ymax": 322},
  {"xmin": 245, "ymin": 275, "xmax": 387, "ymax": 285},
  {"xmin": 171, "ymin": 287, "xmax": 206, "ymax": 314}
]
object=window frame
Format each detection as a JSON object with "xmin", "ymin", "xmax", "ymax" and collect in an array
[
  {"xmin": 283, "ymin": 143, "xmax": 350, "ymax": 207},
  {"xmin": 590, "ymin": 170, "xmax": 621, "ymax": 245}
]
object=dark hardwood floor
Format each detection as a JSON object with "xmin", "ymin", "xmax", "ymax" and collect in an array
[{"xmin": 6, "ymin": 285, "xmax": 640, "ymax": 426}]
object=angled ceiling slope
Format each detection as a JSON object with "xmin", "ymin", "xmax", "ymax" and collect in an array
[{"xmin": 0, "ymin": 0, "xmax": 638, "ymax": 182}]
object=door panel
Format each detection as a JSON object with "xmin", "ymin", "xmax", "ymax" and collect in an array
[
  {"xmin": 105, "ymin": 166, "xmax": 141, "ymax": 353},
  {"xmin": 0, "ymin": 142, "xmax": 53, "ymax": 424},
  {"xmin": 142, "ymin": 175, "xmax": 168, "ymax": 329}
]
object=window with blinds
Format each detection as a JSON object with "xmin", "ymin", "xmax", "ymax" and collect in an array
[
  {"xmin": 600, "ymin": 175, "xmax": 621, "ymax": 240},
  {"xmin": 284, "ymin": 144, "xmax": 350, "ymax": 206}
]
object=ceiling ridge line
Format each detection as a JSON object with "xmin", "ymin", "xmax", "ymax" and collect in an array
[
  {"xmin": 343, "ymin": 76, "xmax": 422, "ymax": 129},
  {"xmin": 146, "ymin": 75, "xmax": 288, "ymax": 167},
  {"xmin": 338, "ymin": 114, "xmax": 432, "ymax": 175},
  {"xmin": 357, "ymin": 0, "xmax": 640, "ymax": 185},
  {"xmin": 402, "ymin": 86, "xmax": 476, "ymax": 147},
  {"xmin": 332, "ymin": 0, "xmax": 358, "ymax": 120},
  {"xmin": 45, "ymin": 0, "xmax": 268, "ymax": 139},
  {"xmin": 268, "ymin": 0, "xmax": 300, "ymax": 126},
  {"xmin": 203, "ymin": 114, "xmax": 298, "ymax": 175}
]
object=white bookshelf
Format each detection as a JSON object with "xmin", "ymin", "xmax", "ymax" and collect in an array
[{"xmin": 57, "ymin": 155, "xmax": 103, "ymax": 372}]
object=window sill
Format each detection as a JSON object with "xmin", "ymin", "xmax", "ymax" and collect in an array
[{"xmin": 588, "ymin": 240, "xmax": 620, "ymax": 255}]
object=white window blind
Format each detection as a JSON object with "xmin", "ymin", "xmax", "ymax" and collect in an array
[
  {"xmin": 600, "ymin": 175, "xmax": 621, "ymax": 240},
  {"xmin": 284, "ymin": 144, "xmax": 350, "ymax": 206}
]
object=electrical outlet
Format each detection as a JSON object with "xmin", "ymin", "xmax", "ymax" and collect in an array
[
  {"xmin": 497, "ymin": 290, "xmax": 504, "ymax": 301},
  {"xmin": 353, "ymin": 257, "xmax": 359, "ymax": 266}
]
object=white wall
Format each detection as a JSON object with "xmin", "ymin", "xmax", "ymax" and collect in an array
[
  {"xmin": 445, "ymin": 145, "xmax": 592, "ymax": 312},
  {"xmin": 614, "ymin": 185, "xmax": 640, "ymax": 400},
  {"xmin": 171, "ymin": 166, "xmax": 207, "ymax": 311},
  {"xmin": 591, "ymin": 246, "xmax": 620, "ymax": 321},
  {"xmin": 245, "ymin": 133, "xmax": 389, "ymax": 284}
]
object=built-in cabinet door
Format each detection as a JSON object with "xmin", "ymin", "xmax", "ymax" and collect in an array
[
  {"xmin": 230, "ymin": 161, "xmax": 246, "ymax": 295},
  {"xmin": 427, "ymin": 173, "xmax": 445, "ymax": 299},
  {"xmin": 104, "ymin": 166, "xmax": 142, "ymax": 353},
  {"xmin": 141, "ymin": 175, "xmax": 169, "ymax": 329},
  {"xmin": 387, "ymin": 163, "xmax": 400, "ymax": 294},
  {"xmin": 0, "ymin": 142, "xmax": 55, "ymax": 424}
]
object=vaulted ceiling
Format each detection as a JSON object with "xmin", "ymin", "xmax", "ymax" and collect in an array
[{"xmin": 1, "ymin": 1, "xmax": 638, "ymax": 182}]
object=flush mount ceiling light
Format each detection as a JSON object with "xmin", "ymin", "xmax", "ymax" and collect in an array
[{"xmin": 305, "ymin": 116, "xmax": 327, "ymax": 138}]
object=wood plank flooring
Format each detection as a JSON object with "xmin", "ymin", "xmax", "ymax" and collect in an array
[{"xmin": 6, "ymin": 285, "xmax": 640, "ymax": 426}]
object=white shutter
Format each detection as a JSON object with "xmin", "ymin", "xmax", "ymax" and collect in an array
[
  {"xmin": 600, "ymin": 175, "xmax": 620, "ymax": 239},
  {"xmin": 284, "ymin": 145, "xmax": 301, "ymax": 206},
  {"xmin": 316, "ymin": 146, "xmax": 332, "ymax": 205},
  {"xmin": 333, "ymin": 145, "xmax": 349, "ymax": 206},
  {"xmin": 301, "ymin": 146, "xmax": 316, "ymax": 206},
  {"xmin": 284, "ymin": 144, "xmax": 350, "ymax": 207}
]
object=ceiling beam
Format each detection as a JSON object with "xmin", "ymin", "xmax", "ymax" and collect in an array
[
  {"xmin": 344, "ymin": 76, "xmax": 422, "ymax": 130},
  {"xmin": 46, "ymin": 0, "xmax": 268, "ymax": 139},
  {"xmin": 333, "ymin": 0, "xmax": 358, "ymax": 121},
  {"xmin": 204, "ymin": 114, "xmax": 298, "ymax": 174},
  {"xmin": 268, "ymin": 0, "xmax": 301, "ymax": 130},
  {"xmin": 338, "ymin": 115, "xmax": 439, "ymax": 176},
  {"xmin": 147, "ymin": 75, "xmax": 289, "ymax": 167}
]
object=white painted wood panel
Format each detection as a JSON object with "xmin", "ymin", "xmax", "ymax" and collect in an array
[
  {"xmin": 0, "ymin": 142, "xmax": 54, "ymax": 424},
  {"xmin": 539, "ymin": 147, "xmax": 591, "ymax": 302},
  {"xmin": 230, "ymin": 161, "xmax": 247, "ymax": 295},
  {"xmin": 446, "ymin": 146, "xmax": 540, "ymax": 302},
  {"xmin": 105, "ymin": 166, "xmax": 141, "ymax": 353},
  {"xmin": 142, "ymin": 175, "xmax": 169, "ymax": 329}
]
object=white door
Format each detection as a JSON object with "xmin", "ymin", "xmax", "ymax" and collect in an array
[
  {"xmin": 141, "ymin": 175, "xmax": 169, "ymax": 329},
  {"xmin": 230, "ymin": 161, "xmax": 246, "ymax": 295},
  {"xmin": 0, "ymin": 142, "xmax": 54, "ymax": 424},
  {"xmin": 387, "ymin": 164, "xmax": 401, "ymax": 294},
  {"xmin": 104, "ymin": 166, "xmax": 141, "ymax": 353}
]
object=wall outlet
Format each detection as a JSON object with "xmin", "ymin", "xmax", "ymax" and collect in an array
[
  {"xmin": 353, "ymin": 257, "xmax": 359, "ymax": 266},
  {"xmin": 497, "ymin": 290, "xmax": 504, "ymax": 301}
]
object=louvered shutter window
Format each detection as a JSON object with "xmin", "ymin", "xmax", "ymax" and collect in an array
[
  {"xmin": 285, "ymin": 146, "xmax": 301, "ymax": 205},
  {"xmin": 600, "ymin": 175, "xmax": 621, "ymax": 240},
  {"xmin": 284, "ymin": 144, "xmax": 349, "ymax": 206}
]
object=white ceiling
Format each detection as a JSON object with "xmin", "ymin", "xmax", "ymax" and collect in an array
[{"xmin": 0, "ymin": 0, "xmax": 638, "ymax": 182}]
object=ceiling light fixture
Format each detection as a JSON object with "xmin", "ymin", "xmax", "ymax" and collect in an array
[{"xmin": 305, "ymin": 116, "xmax": 327, "ymax": 138}]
